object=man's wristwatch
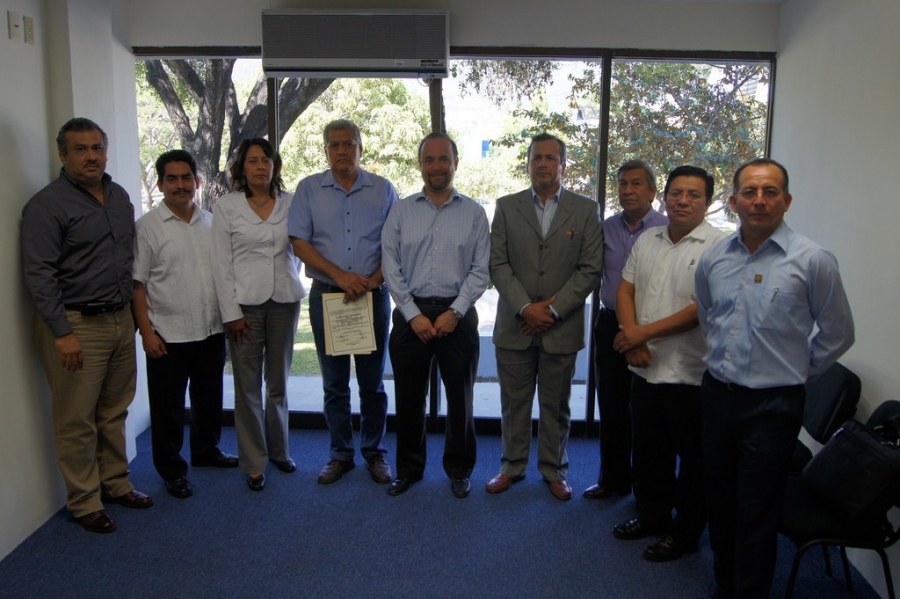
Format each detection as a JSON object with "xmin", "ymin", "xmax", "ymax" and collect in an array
[{"xmin": 450, "ymin": 308, "xmax": 464, "ymax": 320}]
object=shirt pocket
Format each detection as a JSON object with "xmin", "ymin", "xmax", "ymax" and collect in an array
[{"xmin": 752, "ymin": 286, "xmax": 801, "ymax": 331}]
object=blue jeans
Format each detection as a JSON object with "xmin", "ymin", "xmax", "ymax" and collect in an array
[{"xmin": 308, "ymin": 286, "xmax": 390, "ymax": 462}]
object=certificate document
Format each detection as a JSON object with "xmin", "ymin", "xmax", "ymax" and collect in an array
[{"xmin": 322, "ymin": 292, "xmax": 377, "ymax": 356}]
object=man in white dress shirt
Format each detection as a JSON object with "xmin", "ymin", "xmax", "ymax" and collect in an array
[
  {"xmin": 132, "ymin": 150, "xmax": 237, "ymax": 499},
  {"xmin": 609, "ymin": 166, "xmax": 725, "ymax": 562}
]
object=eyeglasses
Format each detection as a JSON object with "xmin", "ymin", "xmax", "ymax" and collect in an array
[
  {"xmin": 326, "ymin": 140, "xmax": 359, "ymax": 151},
  {"xmin": 666, "ymin": 190, "xmax": 705, "ymax": 201}
]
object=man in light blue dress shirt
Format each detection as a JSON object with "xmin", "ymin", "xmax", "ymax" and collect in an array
[
  {"xmin": 694, "ymin": 158, "xmax": 854, "ymax": 598},
  {"xmin": 381, "ymin": 132, "xmax": 490, "ymax": 498},
  {"xmin": 289, "ymin": 120, "xmax": 399, "ymax": 486}
]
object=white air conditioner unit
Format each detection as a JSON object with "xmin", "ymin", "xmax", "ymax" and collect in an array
[{"xmin": 261, "ymin": 9, "xmax": 449, "ymax": 79}]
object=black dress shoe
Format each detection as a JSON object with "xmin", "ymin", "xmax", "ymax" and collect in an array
[
  {"xmin": 612, "ymin": 517, "xmax": 667, "ymax": 540},
  {"xmin": 451, "ymin": 477, "xmax": 471, "ymax": 498},
  {"xmin": 583, "ymin": 483, "xmax": 631, "ymax": 499},
  {"xmin": 247, "ymin": 474, "xmax": 266, "ymax": 492},
  {"xmin": 643, "ymin": 535, "xmax": 699, "ymax": 562},
  {"xmin": 76, "ymin": 510, "xmax": 117, "ymax": 534},
  {"xmin": 192, "ymin": 452, "xmax": 239, "ymax": 468},
  {"xmin": 101, "ymin": 490, "xmax": 154, "ymax": 509},
  {"xmin": 270, "ymin": 458, "xmax": 296, "ymax": 473},
  {"xmin": 165, "ymin": 477, "xmax": 193, "ymax": 499},
  {"xmin": 387, "ymin": 477, "xmax": 420, "ymax": 496}
]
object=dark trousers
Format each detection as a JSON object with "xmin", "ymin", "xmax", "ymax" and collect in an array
[
  {"xmin": 147, "ymin": 333, "xmax": 226, "ymax": 481},
  {"xmin": 701, "ymin": 371, "xmax": 804, "ymax": 599},
  {"xmin": 594, "ymin": 308, "xmax": 632, "ymax": 488},
  {"xmin": 388, "ymin": 304, "xmax": 478, "ymax": 480},
  {"xmin": 631, "ymin": 375, "xmax": 705, "ymax": 544}
]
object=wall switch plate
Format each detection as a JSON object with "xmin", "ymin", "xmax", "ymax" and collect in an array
[
  {"xmin": 23, "ymin": 16, "xmax": 34, "ymax": 44},
  {"xmin": 8, "ymin": 11, "xmax": 22, "ymax": 41}
]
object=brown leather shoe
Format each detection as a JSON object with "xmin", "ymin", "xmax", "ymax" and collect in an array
[
  {"xmin": 485, "ymin": 472, "xmax": 525, "ymax": 494},
  {"xmin": 102, "ymin": 490, "xmax": 154, "ymax": 509},
  {"xmin": 76, "ymin": 510, "xmax": 117, "ymax": 534},
  {"xmin": 546, "ymin": 479, "xmax": 573, "ymax": 501},
  {"xmin": 366, "ymin": 455, "xmax": 392, "ymax": 484},
  {"xmin": 317, "ymin": 459, "xmax": 355, "ymax": 485}
]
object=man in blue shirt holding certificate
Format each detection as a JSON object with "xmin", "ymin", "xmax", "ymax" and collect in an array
[{"xmin": 289, "ymin": 120, "xmax": 399, "ymax": 486}]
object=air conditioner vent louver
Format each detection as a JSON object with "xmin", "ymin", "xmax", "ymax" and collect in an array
[{"xmin": 262, "ymin": 9, "xmax": 449, "ymax": 79}]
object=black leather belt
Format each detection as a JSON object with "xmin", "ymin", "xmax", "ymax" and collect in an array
[
  {"xmin": 65, "ymin": 302, "xmax": 125, "ymax": 316},
  {"xmin": 412, "ymin": 296, "xmax": 456, "ymax": 307},
  {"xmin": 311, "ymin": 279, "xmax": 386, "ymax": 293},
  {"xmin": 703, "ymin": 371, "xmax": 802, "ymax": 395},
  {"xmin": 311, "ymin": 279, "xmax": 344, "ymax": 293}
]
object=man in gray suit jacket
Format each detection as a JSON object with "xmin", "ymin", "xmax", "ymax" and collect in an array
[{"xmin": 486, "ymin": 134, "xmax": 603, "ymax": 500}]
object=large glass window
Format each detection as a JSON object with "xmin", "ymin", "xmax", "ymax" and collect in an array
[{"xmin": 135, "ymin": 50, "xmax": 772, "ymax": 426}]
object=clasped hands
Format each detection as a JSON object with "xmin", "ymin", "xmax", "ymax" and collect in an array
[
  {"xmin": 613, "ymin": 323, "xmax": 653, "ymax": 368},
  {"xmin": 518, "ymin": 296, "xmax": 557, "ymax": 336},
  {"xmin": 333, "ymin": 271, "xmax": 379, "ymax": 303},
  {"xmin": 410, "ymin": 311, "xmax": 458, "ymax": 344}
]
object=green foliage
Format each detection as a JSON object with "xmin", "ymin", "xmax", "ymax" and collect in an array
[
  {"xmin": 278, "ymin": 78, "xmax": 431, "ymax": 195},
  {"xmin": 476, "ymin": 60, "xmax": 769, "ymax": 212},
  {"xmin": 452, "ymin": 59, "xmax": 558, "ymax": 106}
]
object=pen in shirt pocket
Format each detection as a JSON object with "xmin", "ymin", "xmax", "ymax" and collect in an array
[{"xmin": 771, "ymin": 288, "xmax": 779, "ymax": 303}]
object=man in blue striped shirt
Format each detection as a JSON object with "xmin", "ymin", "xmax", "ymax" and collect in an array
[{"xmin": 381, "ymin": 132, "xmax": 490, "ymax": 499}]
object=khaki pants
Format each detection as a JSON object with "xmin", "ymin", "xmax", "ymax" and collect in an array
[{"xmin": 34, "ymin": 307, "xmax": 136, "ymax": 517}]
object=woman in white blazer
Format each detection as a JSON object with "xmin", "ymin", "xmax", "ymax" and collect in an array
[{"xmin": 211, "ymin": 138, "xmax": 306, "ymax": 491}]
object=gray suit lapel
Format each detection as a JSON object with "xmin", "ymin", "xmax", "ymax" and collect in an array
[
  {"xmin": 514, "ymin": 191, "xmax": 543, "ymax": 237},
  {"xmin": 545, "ymin": 191, "xmax": 576, "ymax": 239}
]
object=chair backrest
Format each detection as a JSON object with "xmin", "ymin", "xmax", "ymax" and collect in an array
[
  {"xmin": 867, "ymin": 399, "xmax": 900, "ymax": 429},
  {"xmin": 803, "ymin": 362, "xmax": 861, "ymax": 443}
]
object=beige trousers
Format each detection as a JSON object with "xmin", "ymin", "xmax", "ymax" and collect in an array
[{"xmin": 33, "ymin": 307, "xmax": 136, "ymax": 517}]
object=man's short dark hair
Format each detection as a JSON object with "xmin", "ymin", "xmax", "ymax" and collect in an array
[
  {"xmin": 323, "ymin": 119, "xmax": 362, "ymax": 146},
  {"xmin": 665, "ymin": 165, "xmax": 715, "ymax": 204},
  {"xmin": 527, "ymin": 133, "xmax": 567, "ymax": 165},
  {"xmin": 617, "ymin": 160, "xmax": 657, "ymax": 190},
  {"xmin": 56, "ymin": 117, "xmax": 108, "ymax": 153},
  {"xmin": 417, "ymin": 132, "xmax": 458, "ymax": 161},
  {"xmin": 732, "ymin": 158, "xmax": 790, "ymax": 196},
  {"xmin": 155, "ymin": 149, "xmax": 198, "ymax": 181}
]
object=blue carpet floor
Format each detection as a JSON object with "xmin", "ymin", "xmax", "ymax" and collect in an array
[{"xmin": 0, "ymin": 426, "xmax": 883, "ymax": 599}]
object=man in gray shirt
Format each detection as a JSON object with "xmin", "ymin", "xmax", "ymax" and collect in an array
[{"xmin": 22, "ymin": 118, "xmax": 153, "ymax": 534}]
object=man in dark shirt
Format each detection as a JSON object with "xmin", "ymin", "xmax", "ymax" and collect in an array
[{"xmin": 22, "ymin": 118, "xmax": 153, "ymax": 534}]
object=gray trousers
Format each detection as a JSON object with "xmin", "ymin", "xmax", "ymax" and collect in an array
[
  {"xmin": 230, "ymin": 300, "xmax": 300, "ymax": 474},
  {"xmin": 496, "ymin": 344, "xmax": 577, "ymax": 482}
]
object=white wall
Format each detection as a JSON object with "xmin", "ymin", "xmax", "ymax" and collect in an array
[
  {"xmin": 774, "ymin": 0, "xmax": 900, "ymax": 596},
  {"xmin": 0, "ymin": 0, "xmax": 63, "ymax": 564},
  {"xmin": 124, "ymin": 0, "xmax": 781, "ymax": 52},
  {"xmin": 0, "ymin": 0, "xmax": 146, "ymax": 560}
]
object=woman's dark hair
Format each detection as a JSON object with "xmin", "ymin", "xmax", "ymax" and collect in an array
[{"xmin": 228, "ymin": 138, "xmax": 284, "ymax": 198}]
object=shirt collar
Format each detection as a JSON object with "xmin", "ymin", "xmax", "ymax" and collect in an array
[
  {"xmin": 415, "ymin": 187, "xmax": 461, "ymax": 206},
  {"xmin": 732, "ymin": 220, "xmax": 790, "ymax": 253},
  {"xmin": 531, "ymin": 187, "xmax": 562, "ymax": 208},
  {"xmin": 323, "ymin": 167, "xmax": 372, "ymax": 193},
  {"xmin": 158, "ymin": 200, "xmax": 199, "ymax": 224},
  {"xmin": 60, "ymin": 167, "xmax": 112, "ymax": 190}
]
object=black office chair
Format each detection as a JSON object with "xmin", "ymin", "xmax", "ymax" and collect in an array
[
  {"xmin": 779, "ymin": 399, "xmax": 900, "ymax": 599},
  {"xmin": 789, "ymin": 362, "xmax": 861, "ymax": 473}
]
